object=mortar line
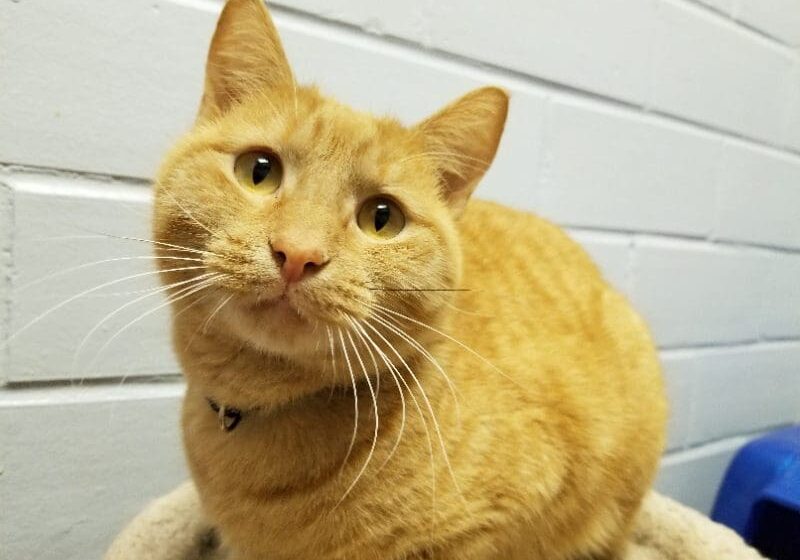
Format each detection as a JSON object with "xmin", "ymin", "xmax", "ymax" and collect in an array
[
  {"xmin": 566, "ymin": 226, "xmax": 800, "ymax": 257},
  {"xmin": 2, "ymin": 374, "xmax": 184, "ymax": 392},
  {"xmin": 659, "ymin": 337, "xmax": 800, "ymax": 354},
  {"xmin": 263, "ymin": 3, "xmax": 800, "ymax": 159},
  {"xmin": 0, "ymin": 178, "xmax": 15, "ymax": 387},
  {"xmin": 679, "ymin": 0, "xmax": 798, "ymax": 50},
  {"xmin": 664, "ymin": 427, "xmax": 772, "ymax": 457}
]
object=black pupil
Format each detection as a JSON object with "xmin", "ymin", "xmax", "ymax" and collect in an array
[
  {"xmin": 374, "ymin": 203, "xmax": 391, "ymax": 231},
  {"xmin": 252, "ymin": 156, "xmax": 271, "ymax": 184}
]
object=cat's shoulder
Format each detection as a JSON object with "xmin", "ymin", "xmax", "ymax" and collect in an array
[
  {"xmin": 461, "ymin": 199, "xmax": 581, "ymax": 251},
  {"xmin": 459, "ymin": 198, "xmax": 605, "ymax": 282}
]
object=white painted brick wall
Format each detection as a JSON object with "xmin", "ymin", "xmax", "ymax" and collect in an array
[
  {"xmin": 715, "ymin": 141, "xmax": 800, "ymax": 249},
  {"xmin": 0, "ymin": 383, "xmax": 185, "ymax": 560},
  {"xmin": 5, "ymin": 174, "xmax": 178, "ymax": 383},
  {"xmin": 761, "ymin": 254, "xmax": 800, "ymax": 339},
  {"xmin": 696, "ymin": 0, "xmax": 735, "ymax": 14},
  {"xmin": 736, "ymin": 0, "xmax": 800, "ymax": 46},
  {"xmin": 1, "ymin": 1, "xmax": 799, "ymax": 558},
  {"xmin": 537, "ymin": 99, "xmax": 721, "ymax": 236},
  {"xmin": 662, "ymin": 344, "xmax": 800, "ymax": 448},
  {"xmin": 630, "ymin": 239, "xmax": 767, "ymax": 347},
  {"xmin": 280, "ymin": 0, "xmax": 657, "ymax": 104},
  {"xmin": 785, "ymin": 63, "xmax": 800, "ymax": 152},
  {"xmin": 651, "ymin": 1, "xmax": 795, "ymax": 145}
]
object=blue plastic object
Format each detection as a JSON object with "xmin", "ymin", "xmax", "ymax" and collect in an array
[{"xmin": 712, "ymin": 425, "xmax": 800, "ymax": 559}]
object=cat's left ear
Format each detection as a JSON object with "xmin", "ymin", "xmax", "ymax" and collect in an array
[
  {"xmin": 415, "ymin": 87, "xmax": 509, "ymax": 214},
  {"xmin": 198, "ymin": 0, "xmax": 294, "ymax": 120}
]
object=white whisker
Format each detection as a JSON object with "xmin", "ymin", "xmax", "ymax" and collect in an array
[
  {"xmin": 326, "ymin": 326, "xmax": 338, "ymax": 400},
  {"xmin": 351, "ymin": 321, "xmax": 408, "ymax": 475},
  {"xmin": 86, "ymin": 273, "xmax": 224, "ymax": 371},
  {"xmin": 172, "ymin": 284, "xmax": 218, "ymax": 321},
  {"xmin": 371, "ymin": 313, "xmax": 462, "ymax": 425},
  {"xmin": 334, "ymin": 324, "xmax": 380, "ymax": 506},
  {"xmin": 361, "ymin": 320, "xmax": 439, "ymax": 507},
  {"xmin": 72, "ymin": 271, "xmax": 218, "ymax": 370},
  {"xmin": 2, "ymin": 265, "xmax": 207, "ymax": 347},
  {"xmin": 202, "ymin": 293, "xmax": 235, "ymax": 335},
  {"xmin": 164, "ymin": 189, "xmax": 216, "ymax": 237},
  {"xmin": 373, "ymin": 304, "xmax": 522, "ymax": 389},
  {"xmin": 337, "ymin": 326, "xmax": 359, "ymax": 473},
  {"xmin": 84, "ymin": 232, "xmax": 220, "ymax": 257},
  {"xmin": 14, "ymin": 255, "xmax": 204, "ymax": 293},
  {"xmin": 364, "ymin": 316, "xmax": 466, "ymax": 505}
]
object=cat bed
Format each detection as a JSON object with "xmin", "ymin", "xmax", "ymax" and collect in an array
[{"xmin": 105, "ymin": 482, "xmax": 765, "ymax": 560}]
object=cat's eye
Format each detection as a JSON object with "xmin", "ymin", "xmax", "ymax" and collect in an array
[
  {"xmin": 234, "ymin": 151, "xmax": 283, "ymax": 193},
  {"xmin": 357, "ymin": 197, "xmax": 405, "ymax": 239}
]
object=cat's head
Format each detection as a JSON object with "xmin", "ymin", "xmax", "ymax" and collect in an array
[{"xmin": 154, "ymin": 0, "xmax": 507, "ymax": 369}]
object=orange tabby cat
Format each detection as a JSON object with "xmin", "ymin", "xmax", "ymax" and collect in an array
[{"xmin": 153, "ymin": 1, "xmax": 667, "ymax": 558}]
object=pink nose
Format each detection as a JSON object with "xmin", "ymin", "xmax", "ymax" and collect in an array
[{"xmin": 272, "ymin": 239, "xmax": 327, "ymax": 283}]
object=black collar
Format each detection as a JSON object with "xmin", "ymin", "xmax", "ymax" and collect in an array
[{"xmin": 207, "ymin": 398, "xmax": 243, "ymax": 432}]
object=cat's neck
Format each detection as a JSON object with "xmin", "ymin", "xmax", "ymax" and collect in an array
[
  {"xmin": 176, "ymin": 323, "xmax": 436, "ymax": 413},
  {"xmin": 181, "ymin": 369, "xmax": 419, "ymax": 502}
]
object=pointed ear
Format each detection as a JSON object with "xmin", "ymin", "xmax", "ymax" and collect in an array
[
  {"xmin": 416, "ymin": 87, "xmax": 509, "ymax": 213},
  {"xmin": 198, "ymin": 0, "xmax": 294, "ymax": 120}
]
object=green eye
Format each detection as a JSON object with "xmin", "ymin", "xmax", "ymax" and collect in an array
[
  {"xmin": 357, "ymin": 197, "xmax": 405, "ymax": 239},
  {"xmin": 234, "ymin": 151, "xmax": 283, "ymax": 193}
]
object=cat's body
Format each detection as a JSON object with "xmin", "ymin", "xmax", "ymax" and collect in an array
[{"xmin": 155, "ymin": 2, "xmax": 666, "ymax": 558}]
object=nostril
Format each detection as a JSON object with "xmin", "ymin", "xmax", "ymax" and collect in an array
[
  {"xmin": 271, "ymin": 238, "xmax": 328, "ymax": 283},
  {"xmin": 303, "ymin": 260, "xmax": 322, "ymax": 274}
]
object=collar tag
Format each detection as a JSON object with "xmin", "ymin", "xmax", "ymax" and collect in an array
[{"xmin": 207, "ymin": 398, "xmax": 242, "ymax": 432}]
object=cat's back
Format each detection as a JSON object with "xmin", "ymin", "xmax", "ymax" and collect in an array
[
  {"xmin": 456, "ymin": 198, "xmax": 617, "ymax": 338},
  {"xmin": 439, "ymin": 200, "xmax": 665, "ymax": 559},
  {"xmin": 452, "ymin": 198, "xmax": 665, "ymax": 416}
]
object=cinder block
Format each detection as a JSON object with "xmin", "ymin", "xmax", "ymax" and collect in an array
[
  {"xmin": 694, "ymin": 0, "xmax": 734, "ymax": 14},
  {"xmin": 0, "ymin": 0, "xmax": 214, "ymax": 178},
  {"xmin": 715, "ymin": 141, "xmax": 800, "ymax": 250},
  {"xmin": 630, "ymin": 239, "xmax": 766, "ymax": 347},
  {"xmin": 277, "ymin": 0, "xmax": 656, "ymax": 103},
  {"xmin": 537, "ymin": 99, "xmax": 720, "ymax": 236},
  {"xmin": 650, "ymin": 0, "xmax": 794, "ymax": 145},
  {"xmin": 760, "ymin": 254, "xmax": 800, "ymax": 339},
  {"xmin": 782, "ymin": 63, "xmax": 800, "ymax": 152},
  {"xmin": 5, "ymin": 173, "xmax": 180, "ymax": 382},
  {"xmin": 567, "ymin": 230, "xmax": 631, "ymax": 293},
  {"xmin": 0, "ymin": 383, "xmax": 186, "ymax": 560},
  {"xmin": 674, "ymin": 344, "xmax": 800, "ymax": 444},
  {"xmin": 736, "ymin": 0, "xmax": 800, "ymax": 45},
  {"xmin": 660, "ymin": 350, "xmax": 696, "ymax": 451},
  {"xmin": 0, "ymin": 178, "xmax": 12, "ymax": 382},
  {"xmin": 656, "ymin": 436, "xmax": 751, "ymax": 514}
]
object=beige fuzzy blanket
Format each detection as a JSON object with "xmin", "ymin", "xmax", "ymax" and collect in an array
[{"xmin": 105, "ymin": 482, "xmax": 764, "ymax": 560}]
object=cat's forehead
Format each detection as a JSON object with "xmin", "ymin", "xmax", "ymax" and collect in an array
[
  {"xmin": 202, "ymin": 87, "xmax": 432, "ymax": 200},
  {"xmin": 288, "ymin": 101, "xmax": 382, "ymax": 159},
  {"xmin": 291, "ymin": 95, "xmax": 411, "ymax": 167},
  {"xmin": 234, "ymin": 89, "xmax": 415, "ymax": 178}
]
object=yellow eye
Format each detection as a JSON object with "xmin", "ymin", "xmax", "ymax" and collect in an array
[
  {"xmin": 234, "ymin": 151, "xmax": 283, "ymax": 193},
  {"xmin": 357, "ymin": 197, "xmax": 405, "ymax": 239}
]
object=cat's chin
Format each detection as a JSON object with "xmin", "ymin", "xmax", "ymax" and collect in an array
[
  {"xmin": 249, "ymin": 295, "xmax": 305, "ymax": 324},
  {"xmin": 216, "ymin": 292, "xmax": 330, "ymax": 361}
]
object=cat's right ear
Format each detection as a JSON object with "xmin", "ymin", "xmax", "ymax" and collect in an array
[{"xmin": 198, "ymin": 0, "xmax": 294, "ymax": 121}]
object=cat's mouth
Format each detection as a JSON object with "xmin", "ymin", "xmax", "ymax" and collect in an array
[{"xmin": 249, "ymin": 294, "xmax": 303, "ymax": 320}]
